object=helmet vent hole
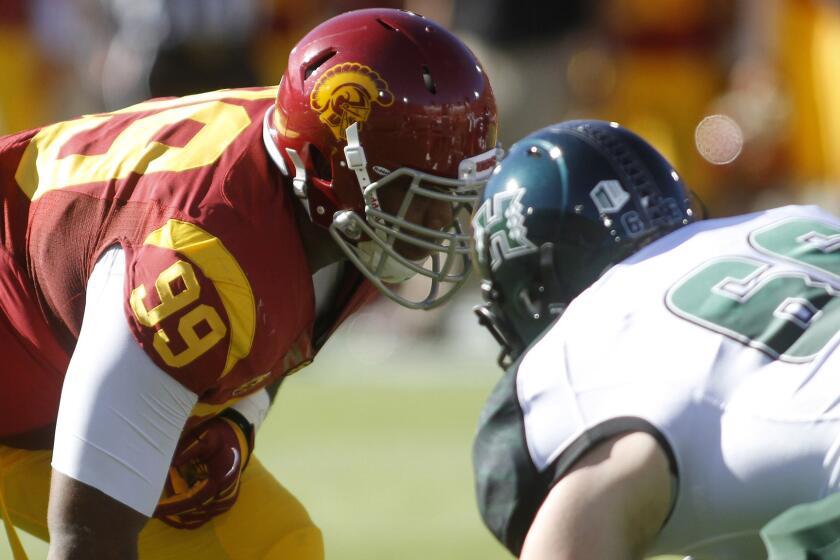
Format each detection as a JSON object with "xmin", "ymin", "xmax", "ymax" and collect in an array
[
  {"xmin": 376, "ymin": 18, "xmax": 399, "ymax": 32},
  {"xmin": 309, "ymin": 145, "xmax": 332, "ymax": 181},
  {"xmin": 422, "ymin": 66, "xmax": 437, "ymax": 94},
  {"xmin": 303, "ymin": 50, "xmax": 336, "ymax": 81}
]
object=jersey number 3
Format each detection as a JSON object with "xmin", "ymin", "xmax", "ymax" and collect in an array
[{"xmin": 667, "ymin": 218, "xmax": 840, "ymax": 362}]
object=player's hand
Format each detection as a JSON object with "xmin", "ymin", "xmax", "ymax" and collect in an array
[{"xmin": 154, "ymin": 410, "xmax": 254, "ymax": 529}]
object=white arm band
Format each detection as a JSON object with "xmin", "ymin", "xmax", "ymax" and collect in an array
[
  {"xmin": 51, "ymin": 246, "xmax": 199, "ymax": 516},
  {"xmin": 231, "ymin": 388, "xmax": 270, "ymax": 432}
]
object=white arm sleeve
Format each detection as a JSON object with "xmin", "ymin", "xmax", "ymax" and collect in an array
[
  {"xmin": 231, "ymin": 387, "xmax": 270, "ymax": 432},
  {"xmin": 51, "ymin": 246, "xmax": 198, "ymax": 516}
]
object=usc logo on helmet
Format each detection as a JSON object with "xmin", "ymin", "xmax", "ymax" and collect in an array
[{"xmin": 310, "ymin": 62, "xmax": 394, "ymax": 141}]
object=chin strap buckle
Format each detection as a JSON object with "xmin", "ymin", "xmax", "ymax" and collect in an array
[
  {"xmin": 344, "ymin": 122, "xmax": 372, "ymax": 191},
  {"xmin": 284, "ymin": 148, "xmax": 308, "ymax": 199},
  {"xmin": 282, "ymin": 147, "xmax": 312, "ymax": 220}
]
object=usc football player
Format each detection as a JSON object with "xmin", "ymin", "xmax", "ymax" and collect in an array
[{"xmin": 0, "ymin": 8, "xmax": 497, "ymax": 559}]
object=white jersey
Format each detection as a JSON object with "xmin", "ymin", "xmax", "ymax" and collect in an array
[{"xmin": 473, "ymin": 205, "xmax": 840, "ymax": 559}]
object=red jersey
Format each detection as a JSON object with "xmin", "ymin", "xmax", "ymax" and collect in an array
[{"xmin": 0, "ymin": 87, "xmax": 375, "ymax": 437}]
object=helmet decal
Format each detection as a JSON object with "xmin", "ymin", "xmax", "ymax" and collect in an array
[
  {"xmin": 472, "ymin": 185, "xmax": 537, "ymax": 271},
  {"xmin": 590, "ymin": 179, "xmax": 630, "ymax": 214},
  {"xmin": 310, "ymin": 62, "xmax": 395, "ymax": 141}
]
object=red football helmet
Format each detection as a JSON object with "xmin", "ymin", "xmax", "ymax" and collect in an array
[{"xmin": 263, "ymin": 8, "xmax": 499, "ymax": 309}]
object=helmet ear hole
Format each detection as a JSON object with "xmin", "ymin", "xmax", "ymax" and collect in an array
[
  {"xmin": 422, "ymin": 66, "xmax": 437, "ymax": 94},
  {"xmin": 376, "ymin": 18, "xmax": 399, "ymax": 32},
  {"xmin": 303, "ymin": 50, "xmax": 336, "ymax": 81},
  {"xmin": 309, "ymin": 145, "xmax": 332, "ymax": 181}
]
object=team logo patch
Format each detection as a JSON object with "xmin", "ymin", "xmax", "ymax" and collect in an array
[
  {"xmin": 472, "ymin": 186, "xmax": 537, "ymax": 271},
  {"xmin": 310, "ymin": 62, "xmax": 394, "ymax": 141}
]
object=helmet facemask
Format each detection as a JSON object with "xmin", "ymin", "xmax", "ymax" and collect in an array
[
  {"xmin": 330, "ymin": 138, "xmax": 498, "ymax": 310},
  {"xmin": 474, "ymin": 242, "xmax": 566, "ymax": 368}
]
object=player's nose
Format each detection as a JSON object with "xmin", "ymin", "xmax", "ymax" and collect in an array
[{"xmin": 423, "ymin": 198, "xmax": 453, "ymax": 232}]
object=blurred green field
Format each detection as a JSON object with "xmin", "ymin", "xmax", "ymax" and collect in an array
[
  {"xmin": 255, "ymin": 350, "xmax": 681, "ymax": 560},
  {"xmin": 9, "ymin": 330, "xmax": 681, "ymax": 560},
  {"xmin": 257, "ymin": 358, "xmax": 512, "ymax": 560}
]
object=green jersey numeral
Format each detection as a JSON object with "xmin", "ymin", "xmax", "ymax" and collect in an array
[{"xmin": 666, "ymin": 218, "xmax": 840, "ymax": 362}]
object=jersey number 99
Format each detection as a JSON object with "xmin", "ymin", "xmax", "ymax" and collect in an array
[{"xmin": 129, "ymin": 260, "xmax": 227, "ymax": 368}]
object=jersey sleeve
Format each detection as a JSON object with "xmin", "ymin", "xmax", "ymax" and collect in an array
[
  {"xmin": 473, "ymin": 352, "xmax": 679, "ymax": 556},
  {"xmin": 123, "ymin": 219, "xmax": 256, "ymax": 395},
  {"xmin": 472, "ymin": 361, "xmax": 550, "ymax": 556}
]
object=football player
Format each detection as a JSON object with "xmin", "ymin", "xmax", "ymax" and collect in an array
[
  {"xmin": 471, "ymin": 120, "xmax": 840, "ymax": 560},
  {"xmin": 0, "ymin": 8, "xmax": 498, "ymax": 560}
]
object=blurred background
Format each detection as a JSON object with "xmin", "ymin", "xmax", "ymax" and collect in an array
[{"xmin": 4, "ymin": 0, "xmax": 840, "ymax": 558}]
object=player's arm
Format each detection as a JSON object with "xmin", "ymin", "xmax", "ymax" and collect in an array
[
  {"xmin": 47, "ymin": 471, "xmax": 147, "ymax": 559},
  {"xmin": 154, "ymin": 374, "xmax": 274, "ymax": 529},
  {"xmin": 48, "ymin": 247, "xmax": 198, "ymax": 558},
  {"xmin": 155, "ymin": 388, "xmax": 270, "ymax": 528},
  {"xmin": 520, "ymin": 431, "xmax": 673, "ymax": 560}
]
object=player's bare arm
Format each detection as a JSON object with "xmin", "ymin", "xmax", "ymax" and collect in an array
[
  {"xmin": 520, "ymin": 432, "xmax": 672, "ymax": 560},
  {"xmin": 47, "ymin": 471, "xmax": 147, "ymax": 560},
  {"xmin": 46, "ymin": 247, "xmax": 198, "ymax": 557}
]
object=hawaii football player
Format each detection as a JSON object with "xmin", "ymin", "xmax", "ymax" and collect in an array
[
  {"xmin": 471, "ymin": 120, "xmax": 840, "ymax": 559},
  {"xmin": 0, "ymin": 8, "xmax": 498, "ymax": 560}
]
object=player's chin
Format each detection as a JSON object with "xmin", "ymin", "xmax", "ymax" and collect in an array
[{"xmin": 392, "ymin": 239, "xmax": 432, "ymax": 262}]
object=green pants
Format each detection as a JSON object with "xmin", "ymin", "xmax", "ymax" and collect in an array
[{"xmin": 761, "ymin": 493, "xmax": 840, "ymax": 560}]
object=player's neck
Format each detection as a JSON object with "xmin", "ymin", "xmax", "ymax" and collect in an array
[{"xmin": 294, "ymin": 205, "xmax": 346, "ymax": 274}]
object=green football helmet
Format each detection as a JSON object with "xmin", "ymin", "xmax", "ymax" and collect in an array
[{"xmin": 473, "ymin": 120, "xmax": 696, "ymax": 366}]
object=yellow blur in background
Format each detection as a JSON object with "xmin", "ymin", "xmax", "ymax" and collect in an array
[
  {"xmin": 3, "ymin": 1, "xmax": 840, "ymax": 559},
  {"xmin": 6, "ymin": 0, "xmax": 840, "ymax": 214}
]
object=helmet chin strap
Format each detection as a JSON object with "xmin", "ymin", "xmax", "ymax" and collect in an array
[
  {"xmin": 343, "ymin": 122, "xmax": 375, "ymax": 199},
  {"xmin": 262, "ymin": 107, "xmax": 314, "ymax": 220},
  {"xmin": 473, "ymin": 285, "xmax": 521, "ymax": 369},
  {"xmin": 341, "ymin": 121, "xmax": 409, "ymax": 283},
  {"xmin": 538, "ymin": 242, "xmax": 567, "ymax": 319},
  {"xmin": 330, "ymin": 212, "xmax": 450, "ymax": 309}
]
